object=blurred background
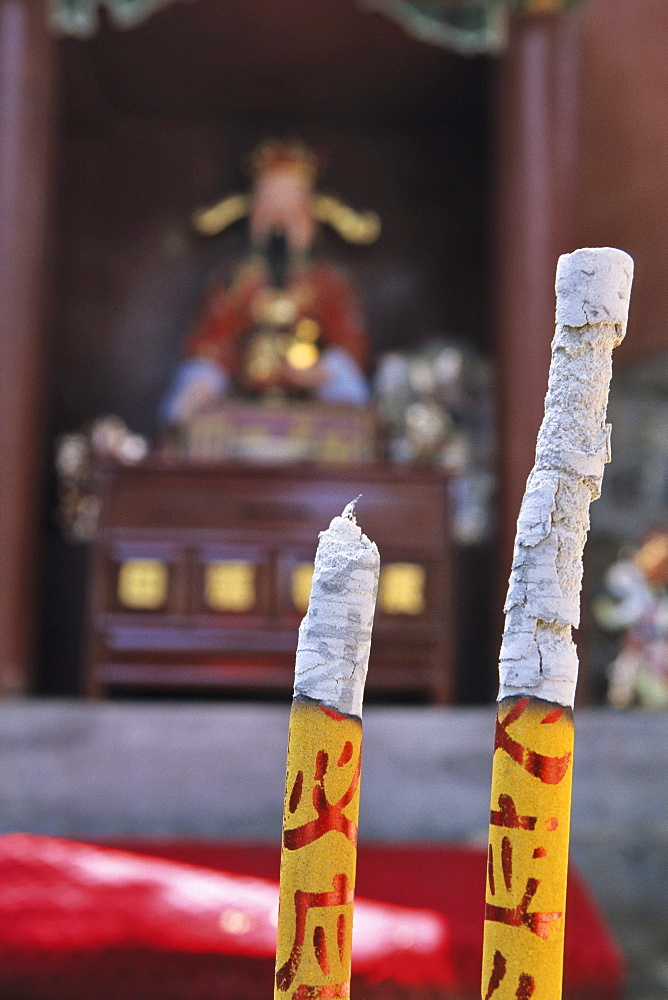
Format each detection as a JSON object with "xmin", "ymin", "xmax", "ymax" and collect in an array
[{"xmin": 0, "ymin": 0, "xmax": 667, "ymax": 998}]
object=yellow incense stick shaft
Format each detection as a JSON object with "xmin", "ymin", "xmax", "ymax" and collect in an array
[
  {"xmin": 481, "ymin": 696, "xmax": 574, "ymax": 1000},
  {"xmin": 275, "ymin": 696, "xmax": 362, "ymax": 1000},
  {"xmin": 483, "ymin": 249, "xmax": 633, "ymax": 998}
]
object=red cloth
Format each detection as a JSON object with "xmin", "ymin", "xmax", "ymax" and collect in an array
[
  {"xmin": 0, "ymin": 836, "xmax": 623, "ymax": 1000},
  {"xmin": 0, "ymin": 835, "xmax": 452, "ymax": 1000},
  {"xmin": 110, "ymin": 841, "xmax": 625, "ymax": 1000}
]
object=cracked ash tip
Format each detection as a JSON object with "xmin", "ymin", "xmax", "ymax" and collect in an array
[
  {"xmin": 341, "ymin": 495, "xmax": 362, "ymax": 523},
  {"xmin": 555, "ymin": 247, "xmax": 633, "ymax": 332}
]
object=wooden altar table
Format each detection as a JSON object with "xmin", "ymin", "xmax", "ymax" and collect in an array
[{"xmin": 86, "ymin": 460, "xmax": 453, "ymax": 701}]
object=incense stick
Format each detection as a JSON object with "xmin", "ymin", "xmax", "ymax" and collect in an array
[
  {"xmin": 275, "ymin": 501, "xmax": 380, "ymax": 1000},
  {"xmin": 482, "ymin": 248, "xmax": 633, "ymax": 1000}
]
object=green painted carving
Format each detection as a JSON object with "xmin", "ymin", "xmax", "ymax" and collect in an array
[
  {"xmin": 360, "ymin": 0, "xmax": 586, "ymax": 56},
  {"xmin": 48, "ymin": 0, "xmax": 187, "ymax": 37},
  {"xmin": 49, "ymin": 0, "xmax": 585, "ymax": 51}
]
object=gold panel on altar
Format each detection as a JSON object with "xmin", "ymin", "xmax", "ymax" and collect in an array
[
  {"xmin": 117, "ymin": 559, "xmax": 169, "ymax": 610},
  {"xmin": 205, "ymin": 560, "xmax": 256, "ymax": 612},
  {"xmin": 291, "ymin": 561, "xmax": 315, "ymax": 613},
  {"xmin": 176, "ymin": 401, "xmax": 377, "ymax": 465},
  {"xmin": 291, "ymin": 560, "xmax": 427, "ymax": 617},
  {"xmin": 378, "ymin": 562, "xmax": 426, "ymax": 616}
]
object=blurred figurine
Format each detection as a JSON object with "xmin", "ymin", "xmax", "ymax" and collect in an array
[
  {"xmin": 373, "ymin": 339, "xmax": 494, "ymax": 544},
  {"xmin": 162, "ymin": 141, "xmax": 380, "ymax": 422},
  {"xmin": 593, "ymin": 530, "xmax": 668, "ymax": 708},
  {"xmin": 55, "ymin": 416, "xmax": 148, "ymax": 542}
]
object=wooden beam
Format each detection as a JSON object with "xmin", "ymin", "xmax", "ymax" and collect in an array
[
  {"xmin": 494, "ymin": 11, "xmax": 581, "ymax": 610},
  {"xmin": 0, "ymin": 0, "xmax": 54, "ymax": 694}
]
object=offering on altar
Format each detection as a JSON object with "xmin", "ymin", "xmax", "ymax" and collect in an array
[
  {"xmin": 374, "ymin": 339, "xmax": 493, "ymax": 543},
  {"xmin": 55, "ymin": 415, "xmax": 148, "ymax": 542},
  {"xmin": 177, "ymin": 399, "xmax": 378, "ymax": 466},
  {"xmin": 162, "ymin": 141, "xmax": 380, "ymax": 424}
]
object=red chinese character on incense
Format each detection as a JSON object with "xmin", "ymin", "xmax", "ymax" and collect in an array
[
  {"xmin": 284, "ymin": 738, "xmax": 360, "ymax": 851},
  {"xmin": 494, "ymin": 698, "xmax": 571, "ymax": 785},
  {"xmin": 276, "ymin": 732, "xmax": 361, "ymax": 997},
  {"xmin": 487, "ymin": 793, "xmax": 558, "ymax": 899},
  {"xmin": 484, "ymin": 949, "xmax": 536, "ymax": 999},
  {"xmin": 486, "ymin": 701, "xmax": 566, "ymax": 939},
  {"xmin": 276, "ymin": 874, "xmax": 354, "ymax": 993}
]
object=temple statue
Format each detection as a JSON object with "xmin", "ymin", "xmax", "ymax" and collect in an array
[{"xmin": 161, "ymin": 141, "xmax": 381, "ymax": 423}]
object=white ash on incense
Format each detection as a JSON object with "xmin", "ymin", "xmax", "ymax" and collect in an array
[
  {"xmin": 499, "ymin": 247, "xmax": 634, "ymax": 708},
  {"xmin": 294, "ymin": 499, "xmax": 380, "ymax": 718}
]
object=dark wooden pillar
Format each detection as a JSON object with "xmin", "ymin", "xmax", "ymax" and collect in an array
[
  {"xmin": 494, "ymin": 11, "xmax": 581, "ymax": 589},
  {"xmin": 0, "ymin": 0, "xmax": 53, "ymax": 694}
]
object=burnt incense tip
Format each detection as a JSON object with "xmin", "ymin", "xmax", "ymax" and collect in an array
[
  {"xmin": 499, "ymin": 246, "xmax": 634, "ymax": 709},
  {"xmin": 294, "ymin": 502, "xmax": 379, "ymax": 718},
  {"xmin": 341, "ymin": 495, "xmax": 362, "ymax": 523},
  {"xmin": 555, "ymin": 247, "xmax": 634, "ymax": 333}
]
